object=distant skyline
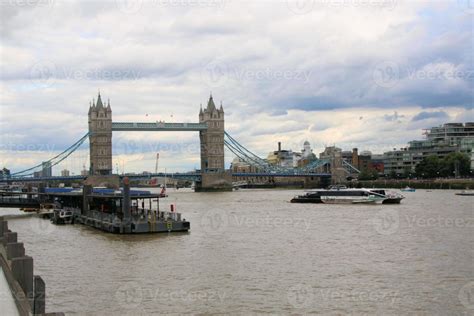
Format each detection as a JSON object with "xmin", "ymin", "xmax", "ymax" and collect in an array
[{"xmin": 1, "ymin": 0, "xmax": 473, "ymax": 174}]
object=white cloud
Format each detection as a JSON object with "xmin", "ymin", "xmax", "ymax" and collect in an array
[{"xmin": 0, "ymin": 0, "xmax": 472, "ymax": 173}]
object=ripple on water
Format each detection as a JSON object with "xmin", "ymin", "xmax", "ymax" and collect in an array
[{"xmin": 4, "ymin": 189, "xmax": 473, "ymax": 315}]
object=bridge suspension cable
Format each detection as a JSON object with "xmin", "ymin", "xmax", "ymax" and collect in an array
[
  {"xmin": 224, "ymin": 132, "xmax": 331, "ymax": 174},
  {"xmin": 224, "ymin": 132, "xmax": 270, "ymax": 166},
  {"xmin": 10, "ymin": 133, "xmax": 90, "ymax": 177}
]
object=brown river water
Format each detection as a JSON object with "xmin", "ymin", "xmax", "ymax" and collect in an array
[{"xmin": 2, "ymin": 188, "xmax": 473, "ymax": 315}]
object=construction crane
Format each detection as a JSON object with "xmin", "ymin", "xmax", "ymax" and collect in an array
[{"xmin": 155, "ymin": 153, "xmax": 159, "ymax": 174}]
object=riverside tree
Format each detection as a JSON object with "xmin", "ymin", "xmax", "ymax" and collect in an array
[{"xmin": 415, "ymin": 153, "xmax": 471, "ymax": 178}]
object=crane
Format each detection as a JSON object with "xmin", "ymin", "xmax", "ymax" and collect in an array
[{"xmin": 155, "ymin": 153, "xmax": 159, "ymax": 174}]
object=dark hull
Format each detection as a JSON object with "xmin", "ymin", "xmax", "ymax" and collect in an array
[
  {"xmin": 290, "ymin": 197, "xmax": 323, "ymax": 203},
  {"xmin": 381, "ymin": 198, "xmax": 403, "ymax": 204}
]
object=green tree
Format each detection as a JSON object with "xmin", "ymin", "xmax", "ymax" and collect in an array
[
  {"xmin": 402, "ymin": 167, "xmax": 412, "ymax": 179},
  {"xmin": 441, "ymin": 152, "xmax": 471, "ymax": 177},
  {"xmin": 358, "ymin": 169, "xmax": 372, "ymax": 180},
  {"xmin": 389, "ymin": 170, "xmax": 397, "ymax": 179},
  {"xmin": 358, "ymin": 169, "xmax": 379, "ymax": 180},
  {"xmin": 415, "ymin": 155, "xmax": 440, "ymax": 178}
]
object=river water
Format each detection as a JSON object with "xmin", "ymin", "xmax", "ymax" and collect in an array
[{"xmin": 3, "ymin": 189, "xmax": 473, "ymax": 315}]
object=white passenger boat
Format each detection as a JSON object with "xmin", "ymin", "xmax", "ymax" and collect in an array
[{"xmin": 291, "ymin": 186, "xmax": 405, "ymax": 204}]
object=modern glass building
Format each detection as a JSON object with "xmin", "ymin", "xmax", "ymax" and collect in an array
[{"xmin": 383, "ymin": 122, "xmax": 474, "ymax": 175}]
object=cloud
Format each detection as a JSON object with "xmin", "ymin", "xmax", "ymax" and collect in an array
[
  {"xmin": 0, "ymin": 0, "xmax": 472, "ymax": 174},
  {"xmin": 384, "ymin": 111, "xmax": 405, "ymax": 122},
  {"xmin": 411, "ymin": 110, "xmax": 449, "ymax": 121}
]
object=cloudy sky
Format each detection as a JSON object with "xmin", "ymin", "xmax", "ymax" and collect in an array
[{"xmin": 0, "ymin": 0, "xmax": 473, "ymax": 175}]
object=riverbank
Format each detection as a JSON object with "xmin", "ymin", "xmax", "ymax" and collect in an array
[
  {"xmin": 347, "ymin": 178, "xmax": 474, "ymax": 190},
  {"xmin": 238, "ymin": 178, "xmax": 474, "ymax": 190}
]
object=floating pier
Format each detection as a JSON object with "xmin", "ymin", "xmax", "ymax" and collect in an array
[{"xmin": 51, "ymin": 177, "xmax": 190, "ymax": 234}]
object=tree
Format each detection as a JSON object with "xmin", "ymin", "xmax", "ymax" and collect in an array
[
  {"xmin": 389, "ymin": 170, "xmax": 397, "ymax": 179},
  {"xmin": 415, "ymin": 155, "xmax": 440, "ymax": 178},
  {"xmin": 441, "ymin": 152, "xmax": 471, "ymax": 177},
  {"xmin": 402, "ymin": 167, "xmax": 412, "ymax": 179},
  {"xmin": 358, "ymin": 169, "xmax": 379, "ymax": 180}
]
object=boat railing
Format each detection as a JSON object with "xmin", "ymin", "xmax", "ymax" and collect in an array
[
  {"xmin": 84, "ymin": 208, "xmax": 183, "ymax": 223},
  {"xmin": 131, "ymin": 209, "xmax": 181, "ymax": 222}
]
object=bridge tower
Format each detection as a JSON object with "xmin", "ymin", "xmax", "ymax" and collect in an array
[
  {"xmin": 88, "ymin": 93, "xmax": 113, "ymax": 175},
  {"xmin": 197, "ymin": 95, "xmax": 232, "ymax": 191}
]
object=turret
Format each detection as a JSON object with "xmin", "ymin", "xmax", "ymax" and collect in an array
[
  {"xmin": 199, "ymin": 94, "xmax": 225, "ymax": 172},
  {"xmin": 88, "ymin": 91, "xmax": 112, "ymax": 175}
]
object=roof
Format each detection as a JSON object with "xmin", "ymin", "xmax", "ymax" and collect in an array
[{"xmin": 207, "ymin": 95, "xmax": 216, "ymax": 112}]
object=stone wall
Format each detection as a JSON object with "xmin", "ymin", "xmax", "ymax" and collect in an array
[
  {"xmin": 83, "ymin": 175, "xmax": 120, "ymax": 189},
  {"xmin": 196, "ymin": 171, "xmax": 233, "ymax": 192},
  {"xmin": 0, "ymin": 216, "xmax": 63, "ymax": 315}
]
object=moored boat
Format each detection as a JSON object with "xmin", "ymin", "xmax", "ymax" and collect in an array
[
  {"xmin": 401, "ymin": 186, "xmax": 416, "ymax": 192},
  {"xmin": 455, "ymin": 190, "xmax": 474, "ymax": 196},
  {"xmin": 51, "ymin": 207, "xmax": 80, "ymax": 225}
]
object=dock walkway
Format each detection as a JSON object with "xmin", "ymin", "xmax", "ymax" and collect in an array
[{"xmin": 0, "ymin": 265, "xmax": 20, "ymax": 315}]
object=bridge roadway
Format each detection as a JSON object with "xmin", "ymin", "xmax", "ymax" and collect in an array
[
  {"xmin": 111, "ymin": 122, "xmax": 208, "ymax": 132},
  {"xmin": 0, "ymin": 172, "xmax": 331, "ymax": 183}
]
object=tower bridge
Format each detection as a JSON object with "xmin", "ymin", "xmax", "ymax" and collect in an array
[
  {"xmin": 88, "ymin": 93, "xmax": 231, "ymax": 191},
  {"xmin": 2, "ymin": 93, "xmax": 361, "ymax": 188}
]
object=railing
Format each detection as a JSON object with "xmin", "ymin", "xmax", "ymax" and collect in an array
[{"xmin": 112, "ymin": 122, "xmax": 208, "ymax": 131}]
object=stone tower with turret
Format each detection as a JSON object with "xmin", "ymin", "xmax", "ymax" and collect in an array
[
  {"xmin": 88, "ymin": 93, "xmax": 112, "ymax": 175},
  {"xmin": 199, "ymin": 94, "xmax": 225, "ymax": 172}
]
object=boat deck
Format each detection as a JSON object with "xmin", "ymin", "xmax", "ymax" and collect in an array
[{"xmin": 75, "ymin": 209, "xmax": 190, "ymax": 234}]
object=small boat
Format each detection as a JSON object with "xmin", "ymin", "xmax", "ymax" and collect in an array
[
  {"xmin": 455, "ymin": 190, "xmax": 474, "ymax": 196},
  {"xmin": 401, "ymin": 186, "xmax": 416, "ymax": 192},
  {"xmin": 50, "ymin": 207, "xmax": 79, "ymax": 224}
]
